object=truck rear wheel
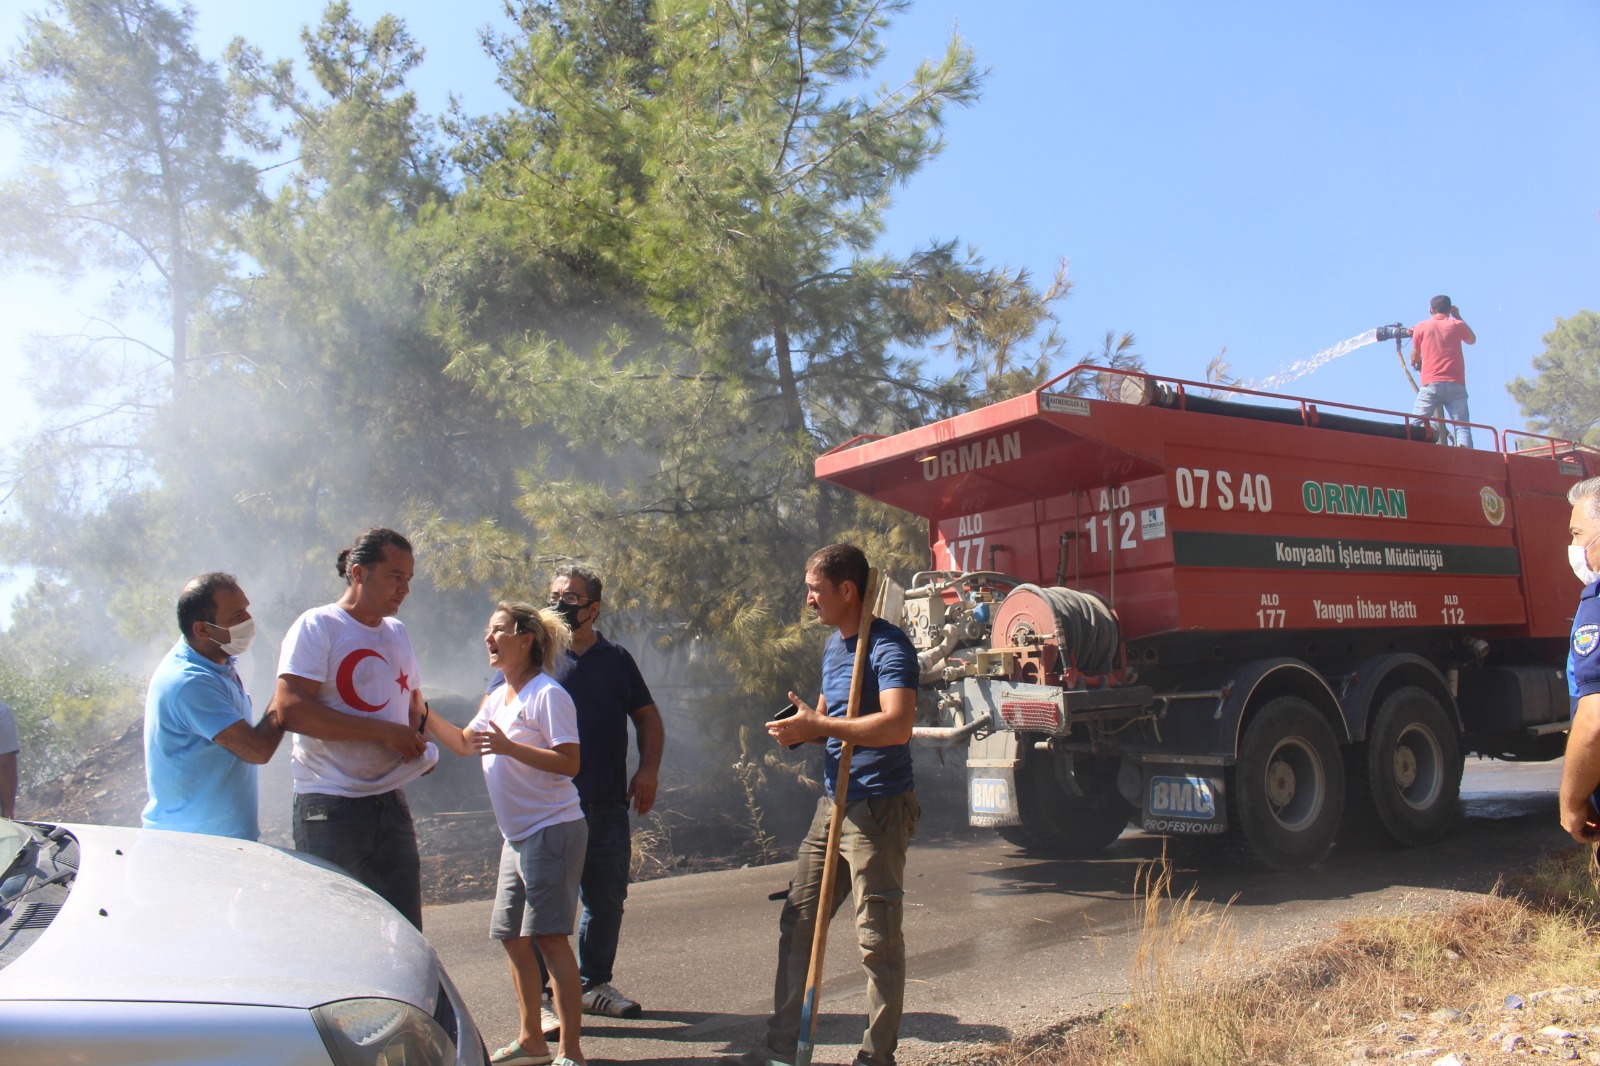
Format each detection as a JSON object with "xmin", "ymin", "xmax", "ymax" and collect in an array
[
  {"xmin": 1353, "ymin": 687, "xmax": 1462, "ymax": 846},
  {"xmin": 1002, "ymin": 745, "xmax": 1132, "ymax": 857},
  {"xmin": 1233, "ymin": 696, "xmax": 1344, "ymax": 870}
]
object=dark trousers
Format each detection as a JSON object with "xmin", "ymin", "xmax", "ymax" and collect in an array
[
  {"xmin": 538, "ymin": 800, "xmax": 632, "ymax": 992},
  {"xmin": 293, "ymin": 789, "xmax": 423, "ymax": 929},
  {"xmin": 577, "ymin": 800, "xmax": 632, "ymax": 989}
]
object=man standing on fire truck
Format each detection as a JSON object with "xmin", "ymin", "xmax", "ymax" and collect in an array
[
  {"xmin": 1557, "ymin": 476, "xmax": 1600, "ymax": 844},
  {"xmin": 1410, "ymin": 294, "xmax": 1477, "ymax": 447}
]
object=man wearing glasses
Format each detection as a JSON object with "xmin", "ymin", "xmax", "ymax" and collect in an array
[{"xmin": 517, "ymin": 564, "xmax": 665, "ymax": 1031}]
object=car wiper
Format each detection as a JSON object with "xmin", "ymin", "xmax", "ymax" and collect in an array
[
  {"xmin": 0, "ymin": 841, "xmax": 41, "ymax": 908},
  {"xmin": 0, "ymin": 826, "xmax": 75, "ymax": 916},
  {"xmin": 0, "ymin": 822, "xmax": 39, "ymax": 887},
  {"xmin": 0, "ymin": 866, "xmax": 75, "ymax": 923}
]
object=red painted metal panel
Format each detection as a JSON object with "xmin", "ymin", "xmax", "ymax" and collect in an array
[
  {"xmin": 1505, "ymin": 449, "xmax": 1600, "ymax": 635},
  {"xmin": 815, "ymin": 369, "xmax": 1598, "ymax": 643}
]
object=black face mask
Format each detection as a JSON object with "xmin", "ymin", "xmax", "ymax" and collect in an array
[{"xmin": 552, "ymin": 600, "xmax": 585, "ymax": 630}]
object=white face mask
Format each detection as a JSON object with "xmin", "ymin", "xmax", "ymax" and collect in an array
[
  {"xmin": 1572, "ymin": 533, "xmax": 1600, "ymax": 586},
  {"xmin": 208, "ymin": 617, "xmax": 256, "ymax": 656}
]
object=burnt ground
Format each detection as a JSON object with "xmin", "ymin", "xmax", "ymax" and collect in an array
[{"xmin": 20, "ymin": 717, "xmax": 977, "ymax": 905}]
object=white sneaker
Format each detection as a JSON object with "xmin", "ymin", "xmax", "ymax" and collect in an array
[
  {"xmin": 540, "ymin": 993, "xmax": 560, "ymax": 1038},
  {"xmin": 581, "ymin": 981, "xmax": 642, "ymax": 1018}
]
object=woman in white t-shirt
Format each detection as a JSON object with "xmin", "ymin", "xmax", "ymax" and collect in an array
[{"xmin": 425, "ymin": 602, "xmax": 587, "ymax": 1066}]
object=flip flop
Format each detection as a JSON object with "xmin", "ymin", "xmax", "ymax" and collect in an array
[{"xmin": 488, "ymin": 1041, "xmax": 555, "ymax": 1066}]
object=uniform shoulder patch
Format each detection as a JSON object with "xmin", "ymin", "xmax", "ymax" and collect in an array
[{"xmin": 1577, "ymin": 623, "xmax": 1600, "ymax": 658}]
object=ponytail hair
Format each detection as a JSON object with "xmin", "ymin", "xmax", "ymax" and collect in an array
[
  {"xmin": 496, "ymin": 600, "xmax": 573, "ymax": 678},
  {"xmin": 337, "ymin": 527, "xmax": 413, "ymax": 582}
]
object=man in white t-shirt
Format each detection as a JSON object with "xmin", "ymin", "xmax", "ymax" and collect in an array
[{"xmin": 275, "ymin": 527, "xmax": 436, "ymax": 928}]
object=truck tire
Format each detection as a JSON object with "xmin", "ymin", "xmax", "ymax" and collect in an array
[
  {"xmin": 1233, "ymin": 696, "xmax": 1344, "ymax": 870},
  {"xmin": 1352, "ymin": 687, "xmax": 1462, "ymax": 847},
  {"xmin": 1003, "ymin": 747, "xmax": 1133, "ymax": 857}
]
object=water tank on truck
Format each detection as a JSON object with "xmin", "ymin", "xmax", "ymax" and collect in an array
[{"xmin": 815, "ymin": 365, "xmax": 1599, "ymax": 870}]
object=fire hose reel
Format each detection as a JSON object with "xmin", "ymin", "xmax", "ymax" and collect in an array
[{"xmin": 990, "ymin": 583, "xmax": 1120, "ymax": 685}]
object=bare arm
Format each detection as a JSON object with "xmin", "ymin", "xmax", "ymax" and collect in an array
[
  {"xmin": 211, "ymin": 702, "xmax": 286, "ymax": 765},
  {"xmin": 274, "ymin": 674, "xmax": 427, "ymax": 759},
  {"xmin": 627, "ymin": 704, "xmax": 665, "ymax": 815},
  {"xmin": 768, "ymin": 687, "xmax": 916, "ymax": 749},
  {"xmin": 1560, "ymin": 692, "xmax": 1600, "ymax": 843},
  {"xmin": 424, "ymin": 694, "xmax": 487, "ymax": 757},
  {"xmin": 0, "ymin": 751, "xmax": 15, "ymax": 819},
  {"xmin": 476, "ymin": 721, "xmax": 580, "ymax": 777}
]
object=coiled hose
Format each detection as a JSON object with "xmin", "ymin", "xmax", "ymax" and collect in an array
[{"xmin": 999, "ymin": 583, "xmax": 1120, "ymax": 674}]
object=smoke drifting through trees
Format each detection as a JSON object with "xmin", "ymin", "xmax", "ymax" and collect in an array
[{"xmin": 0, "ymin": 0, "xmax": 1135, "ymax": 817}]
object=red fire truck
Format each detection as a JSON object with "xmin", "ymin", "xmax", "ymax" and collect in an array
[{"xmin": 815, "ymin": 366, "xmax": 1598, "ymax": 869}]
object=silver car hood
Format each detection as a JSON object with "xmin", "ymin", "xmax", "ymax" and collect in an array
[{"xmin": 0, "ymin": 822, "xmax": 439, "ymax": 1009}]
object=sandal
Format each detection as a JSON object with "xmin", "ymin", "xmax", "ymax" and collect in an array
[{"xmin": 489, "ymin": 1041, "xmax": 555, "ymax": 1066}]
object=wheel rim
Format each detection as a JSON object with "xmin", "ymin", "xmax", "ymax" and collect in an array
[
  {"xmin": 1262, "ymin": 736, "xmax": 1324, "ymax": 831},
  {"xmin": 1392, "ymin": 722, "xmax": 1444, "ymax": 811}
]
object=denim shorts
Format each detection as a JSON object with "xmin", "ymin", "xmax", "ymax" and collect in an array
[{"xmin": 490, "ymin": 817, "xmax": 588, "ymax": 939}]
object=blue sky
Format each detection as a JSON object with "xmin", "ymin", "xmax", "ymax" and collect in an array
[{"xmin": 1, "ymin": 0, "xmax": 1595, "ymax": 454}]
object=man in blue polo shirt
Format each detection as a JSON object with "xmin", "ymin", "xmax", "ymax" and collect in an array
[
  {"xmin": 142, "ymin": 573, "xmax": 284, "ymax": 839},
  {"xmin": 1559, "ymin": 477, "xmax": 1600, "ymax": 844},
  {"xmin": 521, "ymin": 564, "xmax": 664, "ymax": 1030},
  {"xmin": 727, "ymin": 543, "xmax": 920, "ymax": 1066}
]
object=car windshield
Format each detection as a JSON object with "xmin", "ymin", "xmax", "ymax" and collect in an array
[{"xmin": 0, "ymin": 819, "xmax": 29, "ymax": 880}]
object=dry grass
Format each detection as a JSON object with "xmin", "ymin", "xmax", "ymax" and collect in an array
[
  {"xmin": 630, "ymin": 814, "xmax": 679, "ymax": 881},
  {"xmin": 731, "ymin": 724, "xmax": 790, "ymax": 866},
  {"xmin": 969, "ymin": 846, "xmax": 1600, "ymax": 1066}
]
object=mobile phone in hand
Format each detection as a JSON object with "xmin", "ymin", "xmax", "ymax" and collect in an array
[{"xmin": 773, "ymin": 702, "xmax": 804, "ymax": 750}]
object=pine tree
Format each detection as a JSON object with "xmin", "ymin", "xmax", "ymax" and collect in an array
[
  {"xmin": 1508, "ymin": 311, "xmax": 1600, "ymax": 446},
  {"xmin": 0, "ymin": 0, "xmax": 257, "ymax": 389},
  {"xmin": 432, "ymin": 0, "xmax": 1087, "ymax": 719}
]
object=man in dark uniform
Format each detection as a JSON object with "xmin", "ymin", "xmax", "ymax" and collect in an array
[{"xmin": 1557, "ymin": 476, "xmax": 1600, "ymax": 843}]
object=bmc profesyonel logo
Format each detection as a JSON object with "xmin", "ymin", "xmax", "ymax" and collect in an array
[
  {"xmin": 1148, "ymin": 775, "xmax": 1216, "ymax": 820},
  {"xmin": 1480, "ymin": 486, "xmax": 1506, "ymax": 527},
  {"xmin": 1576, "ymin": 624, "xmax": 1599, "ymax": 658}
]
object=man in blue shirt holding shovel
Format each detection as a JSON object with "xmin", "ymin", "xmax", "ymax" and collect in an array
[{"xmin": 727, "ymin": 543, "xmax": 920, "ymax": 1066}]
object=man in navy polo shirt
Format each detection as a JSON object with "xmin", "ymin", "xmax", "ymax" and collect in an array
[
  {"xmin": 1558, "ymin": 476, "xmax": 1600, "ymax": 843},
  {"xmin": 529, "ymin": 564, "xmax": 664, "ymax": 1026},
  {"xmin": 728, "ymin": 543, "xmax": 920, "ymax": 1066}
]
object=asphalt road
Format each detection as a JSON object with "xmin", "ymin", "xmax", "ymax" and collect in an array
[{"xmin": 427, "ymin": 758, "xmax": 1573, "ymax": 1065}]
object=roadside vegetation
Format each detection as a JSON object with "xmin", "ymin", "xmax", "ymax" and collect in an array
[
  {"xmin": 0, "ymin": 651, "xmax": 137, "ymax": 795},
  {"xmin": 976, "ymin": 847, "xmax": 1600, "ymax": 1066}
]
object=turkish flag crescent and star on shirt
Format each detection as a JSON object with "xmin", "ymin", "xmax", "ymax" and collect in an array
[{"xmin": 278, "ymin": 602, "xmax": 437, "ymax": 796}]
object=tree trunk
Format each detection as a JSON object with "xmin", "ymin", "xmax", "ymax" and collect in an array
[
  {"xmin": 169, "ymin": 244, "xmax": 188, "ymax": 392},
  {"xmin": 771, "ymin": 308, "xmax": 805, "ymax": 436}
]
